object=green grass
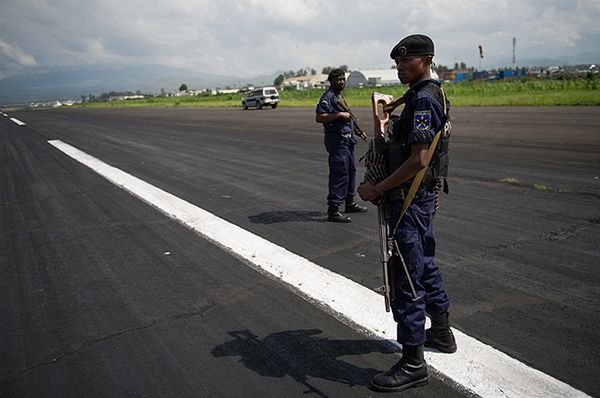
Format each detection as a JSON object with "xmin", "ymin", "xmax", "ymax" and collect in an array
[
  {"xmin": 75, "ymin": 78, "xmax": 600, "ymax": 108},
  {"xmin": 443, "ymin": 79, "xmax": 600, "ymax": 106}
]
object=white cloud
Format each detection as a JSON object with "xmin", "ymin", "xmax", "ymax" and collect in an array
[
  {"xmin": 0, "ymin": 0, "xmax": 599, "ymax": 78},
  {"xmin": 236, "ymin": 0, "xmax": 320, "ymax": 24},
  {"xmin": 0, "ymin": 39, "xmax": 37, "ymax": 67}
]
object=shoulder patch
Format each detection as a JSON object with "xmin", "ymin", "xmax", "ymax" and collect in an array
[{"xmin": 414, "ymin": 110, "xmax": 431, "ymax": 131}]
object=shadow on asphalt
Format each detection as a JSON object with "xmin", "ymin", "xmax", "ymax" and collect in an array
[
  {"xmin": 211, "ymin": 329, "xmax": 395, "ymax": 397},
  {"xmin": 248, "ymin": 211, "xmax": 327, "ymax": 224}
]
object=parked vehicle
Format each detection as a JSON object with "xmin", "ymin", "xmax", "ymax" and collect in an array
[{"xmin": 242, "ymin": 87, "xmax": 280, "ymax": 110}]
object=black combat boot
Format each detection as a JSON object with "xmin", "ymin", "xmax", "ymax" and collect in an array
[
  {"xmin": 370, "ymin": 344, "xmax": 428, "ymax": 392},
  {"xmin": 425, "ymin": 311, "xmax": 457, "ymax": 353},
  {"xmin": 344, "ymin": 201, "xmax": 368, "ymax": 213},
  {"xmin": 327, "ymin": 205, "xmax": 351, "ymax": 223}
]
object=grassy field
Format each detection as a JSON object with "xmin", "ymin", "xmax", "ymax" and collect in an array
[{"xmin": 76, "ymin": 78, "xmax": 600, "ymax": 108}]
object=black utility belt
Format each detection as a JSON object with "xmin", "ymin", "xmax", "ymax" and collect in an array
[{"xmin": 387, "ymin": 184, "xmax": 435, "ymax": 204}]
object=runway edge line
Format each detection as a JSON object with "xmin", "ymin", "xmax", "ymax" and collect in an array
[
  {"xmin": 48, "ymin": 139, "xmax": 590, "ymax": 398},
  {"xmin": 10, "ymin": 117, "xmax": 26, "ymax": 125}
]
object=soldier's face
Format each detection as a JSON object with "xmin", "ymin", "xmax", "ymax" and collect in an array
[
  {"xmin": 395, "ymin": 55, "xmax": 431, "ymax": 85},
  {"xmin": 330, "ymin": 75, "xmax": 346, "ymax": 92}
]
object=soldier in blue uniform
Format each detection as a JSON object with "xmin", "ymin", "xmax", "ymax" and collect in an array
[
  {"xmin": 316, "ymin": 69, "xmax": 368, "ymax": 222},
  {"xmin": 358, "ymin": 34, "xmax": 457, "ymax": 392}
]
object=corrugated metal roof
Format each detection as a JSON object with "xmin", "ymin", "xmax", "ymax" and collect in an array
[
  {"xmin": 282, "ymin": 73, "xmax": 328, "ymax": 84},
  {"xmin": 352, "ymin": 69, "xmax": 399, "ymax": 81},
  {"xmin": 349, "ymin": 68, "xmax": 439, "ymax": 84}
]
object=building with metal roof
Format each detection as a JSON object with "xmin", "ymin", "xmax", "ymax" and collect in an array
[{"xmin": 346, "ymin": 68, "xmax": 440, "ymax": 87}]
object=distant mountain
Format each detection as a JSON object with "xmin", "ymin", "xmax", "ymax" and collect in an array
[
  {"xmin": 490, "ymin": 51, "xmax": 600, "ymax": 69},
  {"xmin": 0, "ymin": 65, "xmax": 278, "ymax": 105}
]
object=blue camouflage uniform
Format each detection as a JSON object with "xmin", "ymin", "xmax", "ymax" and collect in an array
[
  {"xmin": 316, "ymin": 90, "xmax": 358, "ymax": 208},
  {"xmin": 388, "ymin": 79, "xmax": 450, "ymax": 346}
]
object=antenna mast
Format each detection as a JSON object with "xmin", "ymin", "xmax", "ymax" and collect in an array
[{"xmin": 512, "ymin": 37, "xmax": 517, "ymax": 70}]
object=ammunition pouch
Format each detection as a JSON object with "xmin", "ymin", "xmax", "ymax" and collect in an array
[
  {"xmin": 422, "ymin": 119, "xmax": 451, "ymax": 193},
  {"xmin": 387, "ymin": 115, "xmax": 410, "ymax": 176},
  {"xmin": 387, "ymin": 188, "xmax": 405, "ymax": 203}
]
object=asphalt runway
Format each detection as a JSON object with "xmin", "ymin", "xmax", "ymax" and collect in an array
[{"xmin": 1, "ymin": 105, "xmax": 599, "ymax": 397}]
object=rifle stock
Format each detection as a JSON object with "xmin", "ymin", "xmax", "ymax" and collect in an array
[{"xmin": 371, "ymin": 92, "xmax": 394, "ymax": 138}]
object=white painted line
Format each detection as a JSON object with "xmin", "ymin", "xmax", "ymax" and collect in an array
[
  {"xmin": 10, "ymin": 117, "xmax": 26, "ymax": 126},
  {"xmin": 48, "ymin": 139, "xmax": 590, "ymax": 398}
]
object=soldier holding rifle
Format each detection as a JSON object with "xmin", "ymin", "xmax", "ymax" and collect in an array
[
  {"xmin": 357, "ymin": 34, "xmax": 456, "ymax": 392},
  {"xmin": 316, "ymin": 68, "xmax": 368, "ymax": 223}
]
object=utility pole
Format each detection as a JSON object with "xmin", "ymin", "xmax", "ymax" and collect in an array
[{"xmin": 512, "ymin": 37, "xmax": 517, "ymax": 70}]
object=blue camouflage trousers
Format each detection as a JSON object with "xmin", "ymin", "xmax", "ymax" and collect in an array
[
  {"xmin": 325, "ymin": 136, "xmax": 356, "ymax": 207},
  {"xmin": 389, "ymin": 192, "xmax": 450, "ymax": 346}
]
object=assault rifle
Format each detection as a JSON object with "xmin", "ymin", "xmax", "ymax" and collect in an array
[
  {"xmin": 337, "ymin": 95, "xmax": 367, "ymax": 141},
  {"xmin": 368, "ymin": 92, "xmax": 422, "ymax": 312}
]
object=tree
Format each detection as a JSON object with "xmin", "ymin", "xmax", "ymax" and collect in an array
[
  {"xmin": 274, "ymin": 74, "xmax": 285, "ymax": 86},
  {"xmin": 179, "ymin": 83, "xmax": 188, "ymax": 92},
  {"xmin": 459, "ymin": 62, "xmax": 467, "ymax": 69},
  {"xmin": 310, "ymin": 68, "xmax": 317, "ymax": 75},
  {"xmin": 160, "ymin": 88, "xmax": 166, "ymax": 96}
]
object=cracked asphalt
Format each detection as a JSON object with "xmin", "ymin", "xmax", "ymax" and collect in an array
[{"xmin": 1, "ymin": 106, "xmax": 599, "ymax": 397}]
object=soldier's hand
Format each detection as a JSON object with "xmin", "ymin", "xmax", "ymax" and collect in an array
[
  {"xmin": 337, "ymin": 112, "xmax": 351, "ymax": 121},
  {"xmin": 358, "ymin": 182, "xmax": 380, "ymax": 202}
]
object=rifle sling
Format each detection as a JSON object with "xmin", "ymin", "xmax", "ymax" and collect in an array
[
  {"xmin": 392, "ymin": 88, "xmax": 447, "ymax": 235},
  {"xmin": 383, "ymin": 95, "xmax": 406, "ymax": 113}
]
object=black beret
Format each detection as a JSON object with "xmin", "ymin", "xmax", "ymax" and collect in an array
[
  {"xmin": 327, "ymin": 68, "xmax": 345, "ymax": 81},
  {"xmin": 390, "ymin": 34, "xmax": 434, "ymax": 59}
]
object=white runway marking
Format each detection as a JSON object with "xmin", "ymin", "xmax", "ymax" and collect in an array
[
  {"xmin": 10, "ymin": 117, "xmax": 26, "ymax": 125},
  {"xmin": 48, "ymin": 139, "xmax": 590, "ymax": 398}
]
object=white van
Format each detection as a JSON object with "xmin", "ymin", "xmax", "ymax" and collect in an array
[{"xmin": 242, "ymin": 87, "xmax": 280, "ymax": 110}]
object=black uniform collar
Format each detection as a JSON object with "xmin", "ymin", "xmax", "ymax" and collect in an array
[{"xmin": 409, "ymin": 79, "xmax": 439, "ymax": 92}]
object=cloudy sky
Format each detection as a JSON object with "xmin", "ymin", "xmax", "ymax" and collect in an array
[{"xmin": 1, "ymin": 0, "xmax": 599, "ymax": 79}]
